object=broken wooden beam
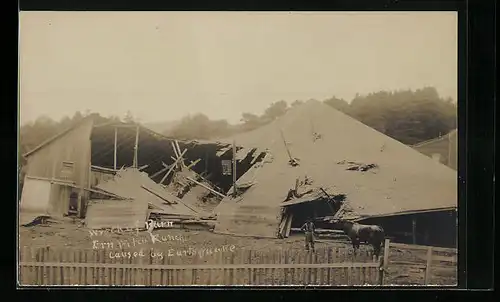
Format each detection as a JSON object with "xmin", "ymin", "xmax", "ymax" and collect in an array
[
  {"xmin": 187, "ymin": 159, "xmax": 201, "ymax": 169},
  {"xmin": 138, "ymin": 164, "xmax": 149, "ymax": 171},
  {"xmin": 141, "ymin": 185, "xmax": 175, "ymax": 204},
  {"xmin": 85, "ymin": 187, "xmax": 131, "ymax": 200},
  {"xmin": 171, "ymin": 142, "xmax": 180, "ymax": 158},
  {"xmin": 160, "ymin": 149, "xmax": 187, "ymax": 184},
  {"xmin": 150, "ymin": 163, "xmax": 172, "ymax": 179},
  {"xmin": 185, "ymin": 176, "xmax": 227, "ymax": 199}
]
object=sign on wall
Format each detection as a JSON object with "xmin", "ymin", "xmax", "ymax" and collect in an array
[{"xmin": 221, "ymin": 160, "xmax": 232, "ymax": 175}]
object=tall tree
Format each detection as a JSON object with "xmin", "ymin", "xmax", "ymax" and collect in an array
[
  {"xmin": 323, "ymin": 96, "xmax": 350, "ymax": 114},
  {"xmin": 262, "ymin": 100, "xmax": 288, "ymax": 122}
]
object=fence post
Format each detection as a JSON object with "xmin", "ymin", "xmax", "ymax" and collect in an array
[
  {"xmin": 424, "ymin": 246, "xmax": 433, "ymax": 285},
  {"xmin": 379, "ymin": 238, "xmax": 390, "ymax": 285}
]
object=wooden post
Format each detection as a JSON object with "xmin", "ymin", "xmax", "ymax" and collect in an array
[
  {"xmin": 379, "ymin": 238, "xmax": 390, "ymax": 285},
  {"xmin": 133, "ymin": 126, "xmax": 139, "ymax": 168},
  {"xmin": 424, "ymin": 246, "xmax": 433, "ymax": 285},
  {"xmin": 412, "ymin": 218, "xmax": 417, "ymax": 244},
  {"xmin": 232, "ymin": 140, "xmax": 237, "ymax": 197},
  {"xmin": 113, "ymin": 127, "xmax": 117, "ymax": 170}
]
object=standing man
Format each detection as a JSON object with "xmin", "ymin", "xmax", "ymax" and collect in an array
[{"xmin": 301, "ymin": 218, "xmax": 316, "ymax": 252}]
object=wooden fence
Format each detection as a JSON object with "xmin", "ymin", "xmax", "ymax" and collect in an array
[
  {"xmin": 381, "ymin": 239, "xmax": 457, "ymax": 285},
  {"xmin": 18, "ymin": 240, "xmax": 457, "ymax": 286},
  {"xmin": 18, "ymin": 245, "xmax": 381, "ymax": 286}
]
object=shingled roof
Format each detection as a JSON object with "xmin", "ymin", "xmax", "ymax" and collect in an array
[{"xmin": 214, "ymin": 100, "xmax": 457, "ymax": 237}]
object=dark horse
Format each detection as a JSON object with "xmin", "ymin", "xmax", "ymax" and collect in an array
[{"xmin": 337, "ymin": 220, "xmax": 385, "ymax": 258}]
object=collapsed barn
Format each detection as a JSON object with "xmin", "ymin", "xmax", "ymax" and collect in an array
[
  {"xmin": 19, "ymin": 101, "xmax": 457, "ymax": 248},
  {"xmin": 19, "ymin": 114, "xmax": 265, "ymax": 229},
  {"xmin": 213, "ymin": 100, "xmax": 457, "ymax": 247}
]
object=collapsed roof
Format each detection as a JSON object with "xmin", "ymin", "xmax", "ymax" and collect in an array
[{"xmin": 213, "ymin": 100, "xmax": 457, "ymax": 237}]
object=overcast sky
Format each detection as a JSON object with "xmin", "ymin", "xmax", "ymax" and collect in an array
[{"xmin": 19, "ymin": 11, "xmax": 457, "ymax": 125}]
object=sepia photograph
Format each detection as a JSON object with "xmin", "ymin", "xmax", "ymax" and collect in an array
[{"xmin": 18, "ymin": 11, "xmax": 458, "ymax": 287}]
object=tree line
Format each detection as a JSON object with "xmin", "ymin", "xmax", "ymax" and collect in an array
[
  {"xmin": 18, "ymin": 86, "xmax": 456, "ymax": 170},
  {"xmin": 166, "ymin": 86, "xmax": 456, "ymax": 145}
]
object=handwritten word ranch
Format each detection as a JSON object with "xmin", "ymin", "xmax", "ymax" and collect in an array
[{"xmin": 92, "ymin": 234, "xmax": 188, "ymax": 249}]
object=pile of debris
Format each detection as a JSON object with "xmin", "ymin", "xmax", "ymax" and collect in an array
[
  {"xmin": 161, "ymin": 140, "xmax": 227, "ymax": 213},
  {"xmin": 85, "ymin": 167, "xmax": 215, "ymax": 231},
  {"xmin": 85, "ymin": 140, "xmax": 228, "ymax": 232}
]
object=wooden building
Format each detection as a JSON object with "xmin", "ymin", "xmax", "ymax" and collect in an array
[
  {"xmin": 20, "ymin": 117, "xmax": 95, "ymax": 221},
  {"xmin": 19, "ymin": 114, "xmax": 254, "ymax": 224},
  {"xmin": 412, "ymin": 129, "xmax": 457, "ymax": 170}
]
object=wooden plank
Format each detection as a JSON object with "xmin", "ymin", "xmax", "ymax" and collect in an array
[
  {"xmin": 171, "ymin": 142, "xmax": 180, "ymax": 159},
  {"xmin": 381, "ymin": 238, "xmax": 390, "ymax": 285},
  {"xmin": 19, "ymin": 260, "xmax": 380, "ymax": 287},
  {"xmin": 232, "ymin": 140, "xmax": 237, "ymax": 197},
  {"xmin": 84, "ymin": 187, "xmax": 130, "ymax": 200},
  {"xmin": 424, "ymin": 246, "xmax": 433, "ymax": 285},
  {"xmin": 141, "ymin": 185, "xmax": 174, "ymax": 204},
  {"xmin": 389, "ymin": 242, "xmax": 457, "ymax": 253},
  {"xmin": 187, "ymin": 159, "xmax": 201, "ymax": 169},
  {"xmin": 77, "ymin": 250, "xmax": 83, "ymax": 285},
  {"xmin": 229, "ymin": 252, "xmax": 235, "ymax": 285},
  {"xmin": 174, "ymin": 140, "xmax": 182, "ymax": 156},
  {"xmin": 26, "ymin": 175, "xmax": 76, "ymax": 184},
  {"xmin": 285, "ymin": 213, "xmax": 293, "ymax": 238},
  {"xmin": 432, "ymin": 254, "xmax": 457, "ymax": 264},
  {"xmin": 160, "ymin": 149, "xmax": 187, "ymax": 184},
  {"xmin": 389, "ymin": 261, "xmax": 427, "ymax": 268},
  {"xmin": 149, "ymin": 163, "xmax": 171, "ymax": 179},
  {"xmin": 185, "ymin": 176, "xmax": 227, "ymax": 199},
  {"xmin": 174, "ymin": 141, "xmax": 185, "ymax": 167}
]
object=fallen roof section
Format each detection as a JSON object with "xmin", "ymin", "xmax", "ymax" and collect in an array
[
  {"xmin": 95, "ymin": 168, "xmax": 199, "ymax": 217},
  {"xmin": 214, "ymin": 100, "xmax": 457, "ymax": 237}
]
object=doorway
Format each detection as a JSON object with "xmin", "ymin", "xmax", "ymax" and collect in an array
[{"xmin": 68, "ymin": 192, "xmax": 79, "ymax": 216}]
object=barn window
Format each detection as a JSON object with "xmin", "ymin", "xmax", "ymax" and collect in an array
[
  {"xmin": 60, "ymin": 161, "xmax": 75, "ymax": 179},
  {"xmin": 68, "ymin": 192, "xmax": 79, "ymax": 215}
]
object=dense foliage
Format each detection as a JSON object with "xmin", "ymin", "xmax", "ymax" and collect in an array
[{"xmin": 18, "ymin": 86, "xmax": 456, "ymax": 193}]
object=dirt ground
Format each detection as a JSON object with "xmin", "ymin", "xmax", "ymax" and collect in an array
[{"xmin": 18, "ymin": 219, "xmax": 456, "ymax": 286}]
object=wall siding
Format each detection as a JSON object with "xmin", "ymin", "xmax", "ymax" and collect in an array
[
  {"xmin": 25, "ymin": 119, "xmax": 94, "ymax": 187},
  {"xmin": 24, "ymin": 119, "xmax": 94, "ymax": 216}
]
